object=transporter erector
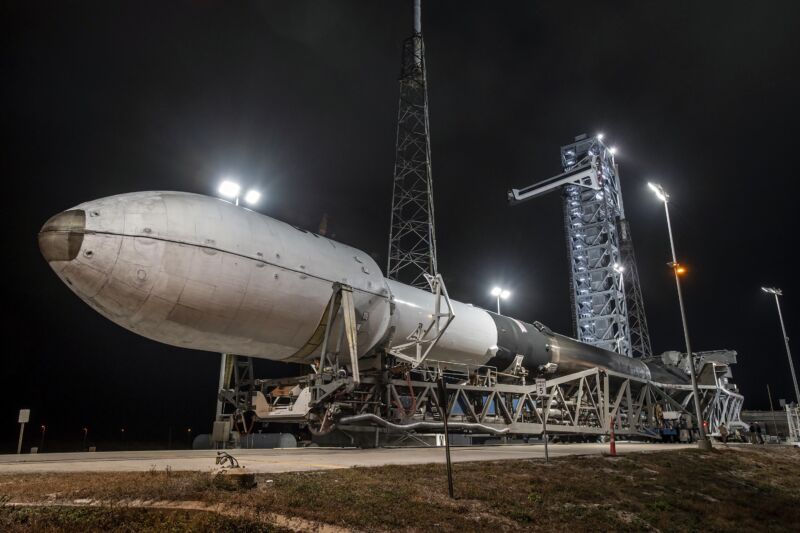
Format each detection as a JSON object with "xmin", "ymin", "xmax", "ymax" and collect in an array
[{"xmin": 39, "ymin": 191, "xmax": 743, "ymax": 441}]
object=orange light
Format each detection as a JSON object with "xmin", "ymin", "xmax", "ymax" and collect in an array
[{"xmin": 676, "ymin": 266, "xmax": 687, "ymax": 275}]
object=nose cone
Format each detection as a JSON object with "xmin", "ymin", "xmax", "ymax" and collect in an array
[{"xmin": 38, "ymin": 209, "xmax": 86, "ymax": 262}]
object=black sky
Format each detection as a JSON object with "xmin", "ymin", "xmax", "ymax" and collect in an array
[{"xmin": 2, "ymin": 1, "xmax": 798, "ymax": 449}]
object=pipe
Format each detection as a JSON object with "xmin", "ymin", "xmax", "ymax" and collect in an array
[
  {"xmin": 414, "ymin": 0, "xmax": 421, "ymax": 33},
  {"xmin": 339, "ymin": 413, "xmax": 510, "ymax": 434}
]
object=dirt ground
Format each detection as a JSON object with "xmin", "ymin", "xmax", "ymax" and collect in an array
[{"xmin": 1, "ymin": 444, "xmax": 798, "ymax": 532}]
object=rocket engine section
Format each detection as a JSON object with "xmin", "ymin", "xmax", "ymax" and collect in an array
[{"xmin": 39, "ymin": 191, "xmax": 689, "ymax": 387}]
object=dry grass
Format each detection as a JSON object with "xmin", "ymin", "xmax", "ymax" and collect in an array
[
  {"xmin": 1, "ymin": 445, "xmax": 799, "ymax": 532},
  {"xmin": 0, "ymin": 503, "xmax": 285, "ymax": 532}
]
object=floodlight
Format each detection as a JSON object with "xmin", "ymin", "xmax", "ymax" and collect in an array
[
  {"xmin": 648, "ymin": 182, "xmax": 667, "ymax": 202},
  {"xmin": 218, "ymin": 180, "xmax": 241, "ymax": 199},
  {"xmin": 491, "ymin": 287, "xmax": 502, "ymax": 297},
  {"xmin": 244, "ymin": 190, "xmax": 261, "ymax": 205},
  {"xmin": 500, "ymin": 290, "xmax": 511, "ymax": 299},
  {"xmin": 762, "ymin": 287, "xmax": 782, "ymax": 295},
  {"xmin": 609, "ymin": 146, "xmax": 617, "ymax": 155},
  {"xmin": 597, "ymin": 133, "xmax": 604, "ymax": 140}
]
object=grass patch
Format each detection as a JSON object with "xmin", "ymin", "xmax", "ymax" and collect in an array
[
  {"xmin": 0, "ymin": 506, "xmax": 282, "ymax": 532},
  {"xmin": 1, "ymin": 445, "xmax": 798, "ymax": 531}
]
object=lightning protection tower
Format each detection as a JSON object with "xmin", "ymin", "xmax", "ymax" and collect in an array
[{"xmin": 387, "ymin": 0, "xmax": 438, "ymax": 290}]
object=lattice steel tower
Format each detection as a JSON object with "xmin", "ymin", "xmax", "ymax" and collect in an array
[
  {"xmin": 561, "ymin": 135, "xmax": 652, "ymax": 357},
  {"xmin": 387, "ymin": 0, "xmax": 438, "ymax": 289},
  {"xmin": 619, "ymin": 218, "xmax": 653, "ymax": 357}
]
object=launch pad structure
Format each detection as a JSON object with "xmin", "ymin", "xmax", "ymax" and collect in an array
[
  {"xmin": 215, "ymin": 274, "xmax": 744, "ymax": 447},
  {"xmin": 209, "ymin": 2, "xmax": 744, "ymax": 447}
]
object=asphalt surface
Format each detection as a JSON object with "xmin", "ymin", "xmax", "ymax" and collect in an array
[{"xmin": 0, "ymin": 442, "xmax": 693, "ymax": 474}]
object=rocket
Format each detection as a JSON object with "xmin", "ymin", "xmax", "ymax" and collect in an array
[{"xmin": 39, "ymin": 191, "xmax": 687, "ymax": 384}]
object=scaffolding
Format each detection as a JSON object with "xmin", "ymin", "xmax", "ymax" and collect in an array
[{"xmin": 560, "ymin": 135, "xmax": 651, "ymax": 357}]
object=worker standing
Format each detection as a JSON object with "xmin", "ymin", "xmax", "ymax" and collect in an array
[{"xmin": 718, "ymin": 423, "xmax": 729, "ymax": 444}]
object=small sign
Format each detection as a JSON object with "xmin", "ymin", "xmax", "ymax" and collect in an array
[
  {"xmin": 535, "ymin": 378, "xmax": 547, "ymax": 397},
  {"xmin": 18, "ymin": 409, "xmax": 30, "ymax": 424}
]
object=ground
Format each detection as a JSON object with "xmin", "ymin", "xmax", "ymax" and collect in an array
[{"xmin": 1, "ymin": 445, "xmax": 798, "ymax": 532}]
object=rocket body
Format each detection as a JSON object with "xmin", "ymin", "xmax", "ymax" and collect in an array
[{"xmin": 39, "ymin": 191, "xmax": 684, "ymax": 384}]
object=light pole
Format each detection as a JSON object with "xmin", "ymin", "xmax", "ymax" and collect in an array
[
  {"xmin": 762, "ymin": 287, "xmax": 799, "ymax": 405},
  {"xmin": 648, "ymin": 182, "xmax": 712, "ymax": 450},
  {"xmin": 490, "ymin": 287, "xmax": 511, "ymax": 314},
  {"xmin": 82, "ymin": 427, "xmax": 89, "ymax": 451},
  {"xmin": 39, "ymin": 425, "xmax": 46, "ymax": 452}
]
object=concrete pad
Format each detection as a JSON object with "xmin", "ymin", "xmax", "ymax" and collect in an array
[{"xmin": 0, "ymin": 442, "xmax": 694, "ymax": 474}]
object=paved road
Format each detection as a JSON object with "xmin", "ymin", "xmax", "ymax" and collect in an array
[{"xmin": 0, "ymin": 442, "xmax": 692, "ymax": 474}]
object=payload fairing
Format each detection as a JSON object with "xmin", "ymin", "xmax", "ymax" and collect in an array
[{"xmin": 39, "ymin": 191, "xmax": 687, "ymax": 385}]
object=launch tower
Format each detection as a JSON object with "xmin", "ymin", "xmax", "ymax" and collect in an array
[
  {"xmin": 509, "ymin": 134, "xmax": 652, "ymax": 357},
  {"xmin": 561, "ymin": 135, "xmax": 652, "ymax": 357}
]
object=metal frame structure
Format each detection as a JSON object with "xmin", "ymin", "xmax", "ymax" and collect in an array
[
  {"xmin": 619, "ymin": 218, "xmax": 653, "ymax": 357},
  {"xmin": 787, "ymin": 405, "xmax": 800, "ymax": 443},
  {"xmin": 389, "ymin": 273, "xmax": 455, "ymax": 368},
  {"xmin": 242, "ymin": 280, "xmax": 742, "ymax": 442},
  {"xmin": 208, "ymin": 277, "xmax": 743, "ymax": 445},
  {"xmin": 253, "ymin": 363, "xmax": 743, "ymax": 442},
  {"xmin": 387, "ymin": 1, "xmax": 438, "ymax": 290},
  {"xmin": 561, "ymin": 136, "xmax": 631, "ymax": 355},
  {"xmin": 509, "ymin": 134, "xmax": 652, "ymax": 358}
]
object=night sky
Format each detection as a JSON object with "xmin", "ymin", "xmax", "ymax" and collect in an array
[{"xmin": 3, "ymin": 1, "xmax": 798, "ymax": 450}]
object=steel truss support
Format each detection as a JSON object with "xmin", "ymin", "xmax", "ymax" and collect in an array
[
  {"xmin": 787, "ymin": 406, "xmax": 800, "ymax": 443},
  {"xmin": 252, "ymin": 363, "xmax": 744, "ymax": 441},
  {"xmin": 389, "ymin": 273, "xmax": 455, "ymax": 368},
  {"xmin": 561, "ymin": 137, "xmax": 631, "ymax": 356},
  {"xmin": 618, "ymin": 218, "xmax": 653, "ymax": 357},
  {"xmin": 387, "ymin": 5, "xmax": 438, "ymax": 290},
  {"xmin": 510, "ymin": 134, "xmax": 653, "ymax": 358},
  {"xmin": 217, "ymin": 354, "xmax": 255, "ymax": 414}
]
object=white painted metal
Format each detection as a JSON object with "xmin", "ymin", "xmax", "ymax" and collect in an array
[
  {"xmin": 508, "ymin": 164, "xmax": 600, "ymax": 204},
  {"xmin": 47, "ymin": 192, "xmax": 391, "ymax": 362},
  {"xmin": 388, "ymin": 273, "xmax": 456, "ymax": 368},
  {"xmin": 388, "ymin": 280, "xmax": 498, "ymax": 368}
]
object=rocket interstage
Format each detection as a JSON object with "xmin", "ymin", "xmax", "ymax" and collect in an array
[{"xmin": 39, "ymin": 191, "xmax": 688, "ymax": 385}]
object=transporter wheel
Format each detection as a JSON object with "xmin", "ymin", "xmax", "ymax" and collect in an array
[{"xmin": 307, "ymin": 405, "xmax": 338, "ymax": 436}]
